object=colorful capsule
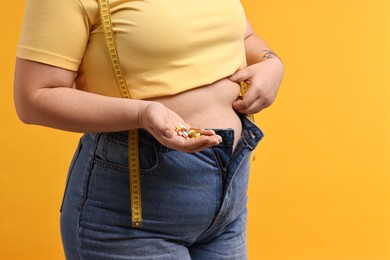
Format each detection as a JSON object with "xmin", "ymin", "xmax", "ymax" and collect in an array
[{"xmin": 174, "ymin": 124, "xmax": 202, "ymax": 139}]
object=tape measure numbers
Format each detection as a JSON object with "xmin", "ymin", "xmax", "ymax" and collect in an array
[
  {"xmin": 128, "ymin": 129, "xmax": 142, "ymax": 226},
  {"xmin": 98, "ymin": 0, "xmax": 142, "ymax": 227}
]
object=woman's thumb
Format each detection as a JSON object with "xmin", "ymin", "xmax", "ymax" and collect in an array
[{"xmin": 228, "ymin": 68, "xmax": 249, "ymax": 82}]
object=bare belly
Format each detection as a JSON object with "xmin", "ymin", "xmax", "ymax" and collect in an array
[{"xmin": 147, "ymin": 78, "xmax": 243, "ymax": 147}]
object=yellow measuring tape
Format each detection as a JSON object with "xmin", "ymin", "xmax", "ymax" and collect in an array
[
  {"xmin": 239, "ymin": 81, "xmax": 255, "ymax": 122},
  {"xmin": 240, "ymin": 81, "xmax": 256, "ymax": 162},
  {"xmin": 98, "ymin": 0, "xmax": 142, "ymax": 227}
]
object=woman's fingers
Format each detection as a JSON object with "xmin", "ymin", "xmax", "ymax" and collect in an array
[{"xmin": 165, "ymin": 129, "xmax": 222, "ymax": 152}]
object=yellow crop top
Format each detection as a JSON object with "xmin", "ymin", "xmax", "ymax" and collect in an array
[{"xmin": 17, "ymin": 0, "xmax": 247, "ymax": 99}]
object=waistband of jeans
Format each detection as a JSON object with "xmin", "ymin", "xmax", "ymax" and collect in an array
[
  {"xmin": 240, "ymin": 114, "xmax": 264, "ymax": 151},
  {"xmin": 96, "ymin": 114, "xmax": 263, "ymax": 150}
]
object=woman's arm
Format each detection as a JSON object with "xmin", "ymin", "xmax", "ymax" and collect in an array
[
  {"xmin": 14, "ymin": 58, "xmax": 148, "ymax": 133},
  {"xmin": 14, "ymin": 58, "xmax": 221, "ymax": 151},
  {"xmin": 230, "ymin": 20, "xmax": 284, "ymax": 114}
]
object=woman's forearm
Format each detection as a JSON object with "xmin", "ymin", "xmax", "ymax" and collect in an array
[
  {"xmin": 14, "ymin": 58, "xmax": 150, "ymax": 133},
  {"xmin": 17, "ymin": 86, "xmax": 150, "ymax": 133}
]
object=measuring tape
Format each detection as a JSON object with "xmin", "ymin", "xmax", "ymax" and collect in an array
[
  {"xmin": 98, "ymin": 0, "xmax": 142, "ymax": 227},
  {"xmin": 240, "ymin": 81, "xmax": 255, "ymax": 122},
  {"xmin": 240, "ymin": 81, "xmax": 257, "ymax": 161}
]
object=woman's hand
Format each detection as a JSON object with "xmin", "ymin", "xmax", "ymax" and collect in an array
[
  {"xmin": 138, "ymin": 102, "xmax": 222, "ymax": 152},
  {"xmin": 229, "ymin": 57, "xmax": 284, "ymax": 115}
]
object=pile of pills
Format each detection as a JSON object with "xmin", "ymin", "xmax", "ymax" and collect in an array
[{"xmin": 174, "ymin": 123, "xmax": 202, "ymax": 139}]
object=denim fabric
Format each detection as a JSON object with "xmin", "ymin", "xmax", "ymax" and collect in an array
[{"xmin": 60, "ymin": 115, "xmax": 263, "ymax": 260}]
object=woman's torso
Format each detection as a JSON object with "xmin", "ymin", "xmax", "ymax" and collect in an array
[
  {"xmin": 148, "ymin": 78, "xmax": 243, "ymax": 146},
  {"xmin": 76, "ymin": 0, "xmax": 247, "ymax": 143}
]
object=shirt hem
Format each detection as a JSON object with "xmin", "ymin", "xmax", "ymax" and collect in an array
[{"xmin": 16, "ymin": 46, "xmax": 80, "ymax": 71}]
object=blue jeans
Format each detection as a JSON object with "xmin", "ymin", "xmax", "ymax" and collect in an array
[{"xmin": 60, "ymin": 115, "xmax": 263, "ymax": 259}]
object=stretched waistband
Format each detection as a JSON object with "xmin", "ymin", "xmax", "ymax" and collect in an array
[{"xmin": 97, "ymin": 114, "xmax": 263, "ymax": 150}]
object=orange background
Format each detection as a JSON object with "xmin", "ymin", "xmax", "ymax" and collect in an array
[{"xmin": 1, "ymin": 1, "xmax": 389, "ymax": 259}]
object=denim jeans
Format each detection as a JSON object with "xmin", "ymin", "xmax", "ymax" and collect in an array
[{"xmin": 60, "ymin": 115, "xmax": 263, "ymax": 260}]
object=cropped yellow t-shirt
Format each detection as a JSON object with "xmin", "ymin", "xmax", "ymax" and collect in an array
[{"xmin": 17, "ymin": 0, "xmax": 247, "ymax": 99}]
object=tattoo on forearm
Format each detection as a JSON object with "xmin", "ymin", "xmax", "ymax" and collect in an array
[{"xmin": 262, "ymin": 50, "xmax": 281, "ymax": 61}]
